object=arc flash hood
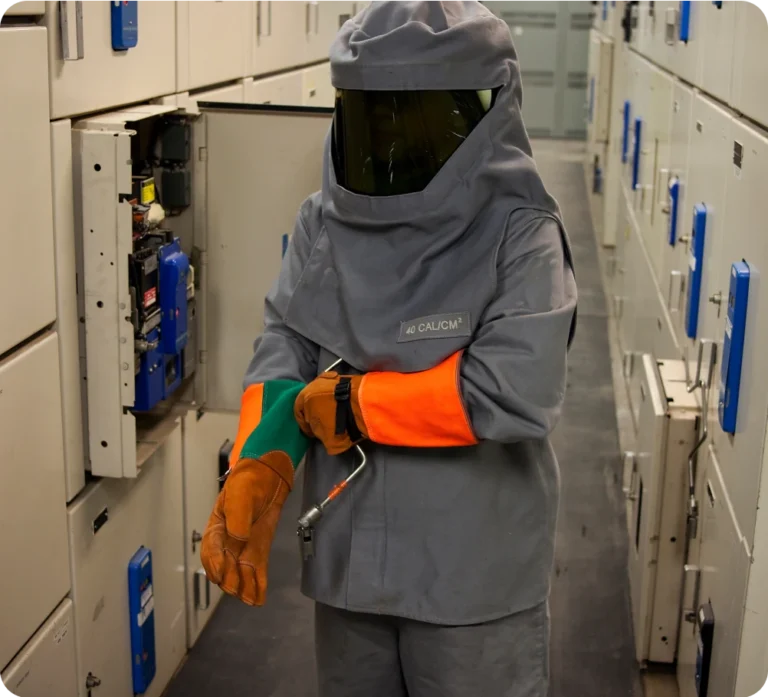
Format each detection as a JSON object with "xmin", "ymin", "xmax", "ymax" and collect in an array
[{"xmin": 283, "ymin": 0, "xmax": 575, "ymax": 373}]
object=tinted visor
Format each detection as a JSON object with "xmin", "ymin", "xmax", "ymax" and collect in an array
[{"xmin": 331, "ymin": 89, "xmax": 492, "ymax": 197}]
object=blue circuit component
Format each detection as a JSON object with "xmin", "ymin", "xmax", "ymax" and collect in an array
[
  {"xmin": 668, "ymin": 176, "xmax": 680, "ymax": 246},
  {"xmin": 128, "ymin": 547, "xmax": 156, "ymax": 695},
  {"xmin": 158, "ymin": 238, "xmax": 189, "ymax": 356},
  {"xmin": 134, "ymin": 328, "xmax": 164, "ymax": 412},
  {"xmin": 719, "ymin": 261, "xmax": 751, "ymax": 434},
  {"xmin": 111, "ymin": 0, "xmax": 138, "ymax": 51},
  {"xmin": 685, "ymin": 204, "xmax": 708, "ymax": 339}
]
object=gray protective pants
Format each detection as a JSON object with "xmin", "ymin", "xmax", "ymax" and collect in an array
[{"xmin": 315, "ymin": 601, "xmax": 550, "ymax": 697}]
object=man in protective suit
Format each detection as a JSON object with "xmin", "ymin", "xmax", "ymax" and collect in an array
[{"xmin": 201, "ymin": 2, "xmax": 577, "ymax": 695}]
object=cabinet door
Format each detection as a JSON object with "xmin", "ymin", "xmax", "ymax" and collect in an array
[
  {"xmin": 1, "ymin": 600, "xmax": 78, "ymax": 697},
  {"xmin": 45, "ymin": 1, "xmax": 176, "ymax": 119},
  {"xmin": 195, "ymin": 104, "xmax": 333, "ymax": 410},
  {"xmin": 182, "ymin": 410, "xmax": 238, "ymax": 647},
  {"xmin": 67, "ymin": 423, "xmax": 186, "ymax": 697},
  {"xmin": 698, "ymin": 0, "xmax": 737, "ymax": 105},
  {"xmin": 731, "ymin": 1, "xmax": 768, "ymax": 130},
  {"xmin": 0, "ymin": 333, "xmax": 70, "ymax": 670},
  {"xmin": 711, "ymin": 119, "xmax": 768, "ymax": 552},
  {"xmin": 248, "ymin": 70, "xmax": 304, "ymax": 106},
  {"xmin": 0, "ymin": 27, "xmax": 56, "ymax": 355},
  {"xmin": 253, "ymin": 0, "xmax": 307, "ymax": 76},
  {"xmin": 176, "ymin": 1, "xmax": 252, "ymax": 91},
  {"xmin": 304, "ymin": 1, "xmax": 351, "ymax": 64},
  {"xmin": 627, "ymin": 354, "xmax": 668, "ymax": 663},
  {"xmin": 302, "ymin": 62, "xmax": 334, "ymax": 108}
]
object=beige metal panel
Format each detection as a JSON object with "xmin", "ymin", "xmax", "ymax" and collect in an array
[
  {"xmin": 45, "ymin": 1, "xmax": 176, "ymax": 119},
  {"xmin": 303, "ymin": 2, "xmax": 351, "ymax": 64},
  {"xmin": 302, "ymin": 62, "xmax": 334, "ymax": 108},
  {"xmin": 192, "ymin": 82, "xmax": 246, "ymax": 105},
  {"xmin": 176, "ymin": 1, "xmax": 252, "ymax": 92},
  {"xmin": 67, "ymin": 422, "xmax": 186, "ymax": 697},
  {"xmin": 0, "ymin": 27, "xmax": 57, "ymax": 356},
  {"xmin": 182, "ymin": 410, "xmax": 236, "ymax": 647},
  {"xmin": 663, "ymin": 81, "xmax": 694, "ymax": 349},
  {"xmin": 682, "ymin": 95, "xmax": 732, "ymax": 356},
  {"xmin": 640, "ymin": 64, "xmax": 674, "ymax": 285},
  {"xmin": 51, "ymin": 119, "xmax": 87, "ymax": 503},
  {"xmin": 1, "ymin": 599, "xmax": 77, "ymax": 697},
  {"xmin": 248, "ymin": 69, "xmax": 304, "ymax": 105},
  {"xmin": 731, "ymin": 1, "xmax": 768, "ymax": 131},
  {"xmin": 736, "ymin": 421, "xmax": 768, "ymax": 697},
  {"xmin": 252, "ymin": 0, "xmax": 307, "ymax": 76},
  {"xmin": 0, "ymin": 332, "xmax": 70, "ymax": 671},
  {"xmin": 197, "ymin": 106, "xmax": 332, "ymax": 411},
  {"xmin": 3, "ymin": 1, "xmax": 44, "ymax": 16},
  {"xmin": 682, "ymin": 446, "xmax": 750, "ymax": 697},
  {"xmin": 711, "ymin": 118, "xmax": 768, "ymax": 552},
  {"xmin": 667, "ymin": 0, "xmax": 703, "ymax": 88},
  {"xmin": 698, "ymin": 1, "xmax": 737, "ymax": 106}
]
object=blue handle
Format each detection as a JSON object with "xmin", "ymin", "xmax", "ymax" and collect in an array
[
  {"xmin": 632, "ymin": 118, "xmax": 642, "ymax": 191},
  {"xmin": 621, "ymin": 101, "xmax": 630, "ymax": 164},
  {"xmin": 679, "ymin": 1, "xmax": 692, "ymax": 42},
  {"xmin": 712, "ymin": 0, "xmax": 722, "ymax": 8},
  {"xmin": 685, "ymin": 204, "xmax": 708, "ymax": 339},
  {"xmin": 668, "ymin": 177, "xmax": 680, "ymax": 246},
  {"xmin": 602, "ymin": 1, "xmax": 608, "ymax": 20},
  {"xmin": 282, "ymin": 233, "xmax": 288, "ymax": 258},
  {"xmin": 588, "ymin": 77, "xmax": 595, "ymax": 124}
]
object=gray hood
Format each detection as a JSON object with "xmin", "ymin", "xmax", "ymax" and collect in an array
[{"xmin": 284, "ymin": 0, "xmax": 573, "ymax": 372}]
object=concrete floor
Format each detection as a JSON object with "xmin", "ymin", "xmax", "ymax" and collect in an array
[{"xmin": 165, "ymin": 140, "xmax": 673, "ymax": 697}]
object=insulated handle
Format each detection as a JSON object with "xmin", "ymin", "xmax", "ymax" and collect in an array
[
  {"xmin": 632, "ymin": 117, "xmax": 643, "ymax": 190},
  {"xmin": 621, "ymin": 101, "xmax": 631, "ymax": 163}
]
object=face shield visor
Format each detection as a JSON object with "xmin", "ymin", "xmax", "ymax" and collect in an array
[{"xmin": 331, "ymin": 88, "xmax": 496, "ymax": 197}]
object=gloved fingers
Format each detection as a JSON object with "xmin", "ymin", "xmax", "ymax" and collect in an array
[
  {"xmin": 200, "ymin": 519, "xmax": 227, "ymax": 584},
  {"xmin": 221, "ymin": 475, "xmax": 258, "ymax": 541},
  {"xmin": 237, "ymin": 559, "xmax": 268, "ymax": 607},
  {"xmin": 217, "ymin": 548, "xmax": 244, "ymax": 599}
]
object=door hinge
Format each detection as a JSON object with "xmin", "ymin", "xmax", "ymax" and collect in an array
[{"xmin": 198, "ymin": 146, "xmax": 208, "ymax": 162}]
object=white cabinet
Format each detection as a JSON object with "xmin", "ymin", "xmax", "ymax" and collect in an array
[
  {"xmin": 304, "ymin": 1, "xmax": 351, "ymax": 64},
  {"xmin": 252, "ymin": 0, "xmax": 306, "ymax": 76},
  {"xmin": 587, "ymin": 30, "xmax": 613, "ymax": 146},
  {"xmin": 711, "ymin": 118, "xmax": 768, "ymax": 552},
  {"xmin": 662, "ymin": 81, "xmax": 694, "ymax": 350},
  {"xmin": 176, "ymin": 1, "xmax": 252, "ymax": 92},
  {"xmin": 731, "ymin": 1, "xmax": 768, "ymax": 131},
  {"xmin": 248, "ymin": 69, "xmax": 304, "ymax": 105},
  {"xmin": 51, "ymin": 119, "xmax": 87, "ymax": 503},
  {"xmin": 679, "ymin": 447, "xmax": 750, "ymax": 697},
  {"xmin": 45, "ymin": 1, "xmax": 176, "ymax": 119},
  {"xmin": 698, "ymin": 0, "xmax": 737, "ymax": 105},
  {"xmin": 0, "ymin": 333, "xmax": 70, "ymax": 671},
  {"xmin": 302, "ymin": 62, "xmax": 335, "ymax": 108},
  {"xmin": 627, "ymin": 355, "xmax": 699, "ymax": 663},
  {"xmin": 0, "ymin": 27, "xmax": 56, "ymax": 356},
  {"xmin": 67, "ymin": 422, "xmax": 186, "ymax": 697},
  {"xmin": 680, "ymin": 94, "xmax": 732, "ymax": 353},
  {"xmin": 1, "ymin": 600, "xmax": 77, "ymax": 697},
  {"xmin": 192, "ymin": 103, "xmax": 332, "ymax": 410},
  {"xmin": 2, "ymin": 1, "xmax": 44, "ymax": 16},
  {"xmin": 181, "ymin": 410, "xmax": 238, "ymax": 647}
]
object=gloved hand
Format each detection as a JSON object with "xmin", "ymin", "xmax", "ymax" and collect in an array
[
  {"xmin": 295, "ymin": 353, "xmax": 478, "ymax": 453},
  {"xmin": 200, "ymin": 452, "xmax": 293, "ymax": 606},
  {"xmin": 293, "ymin": 372, "xmax": 367, "ymax": 455}
]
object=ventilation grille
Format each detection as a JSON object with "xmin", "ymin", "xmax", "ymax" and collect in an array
[
  {"xmin": 570, "ymin": 12, "xmax": 593, "ymax": 30},
  {"xmin": 522, "ymin": 70, "xmax": 556, "ymax": 87},
  {"xmin": 500, "ymin": 11, "xmax": 557, "ymax": 28}
]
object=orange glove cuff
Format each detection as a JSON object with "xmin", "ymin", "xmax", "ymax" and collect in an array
[{"xmin": 359, "ymin": 351, "xmax": 478, "ymax": 448}]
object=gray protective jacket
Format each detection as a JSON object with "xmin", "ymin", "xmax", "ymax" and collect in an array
[{"xmin": 243, "ymin": 1, "xmax": 578, "ymax": 625}]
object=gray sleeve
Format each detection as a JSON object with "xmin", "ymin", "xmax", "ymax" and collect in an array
[
  {"xmin": 242, "ymin": 205, "xmax": 320, "ymax": 388},
  {"xmin": 460, "ymin": 215, "xmax": 577, "ymax": 443}
]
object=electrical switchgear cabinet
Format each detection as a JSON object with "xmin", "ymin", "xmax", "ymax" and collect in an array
[
  {"xmin": 67, "ymin": 423, "xmax": 185, "ymax": 697},
  {"xmin": 712, "ymin": 118, "xmax": 768, "ymax": 553},
  {"xmin": 627, "ymin": 355, "xmax": 699, "ymax": 663},
  {"xmin": 0, "ymin": 333, "xmax": 71, "ymax": 672},
  {"xmin": 0, "ymin": 27, "xmax": 57, "ymax": 356},
  {"xmin": 0, "ymin": 599, "xmax": 78, "ymax": 697}
]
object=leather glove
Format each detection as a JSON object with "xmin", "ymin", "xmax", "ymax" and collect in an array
[
  {"xmin": 293, "ymin": 372, "xmax": 367, "ymax": 455},
  {"xmin": 200, "ymin": 451, "xmax": 293, "ymax": 606}
]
